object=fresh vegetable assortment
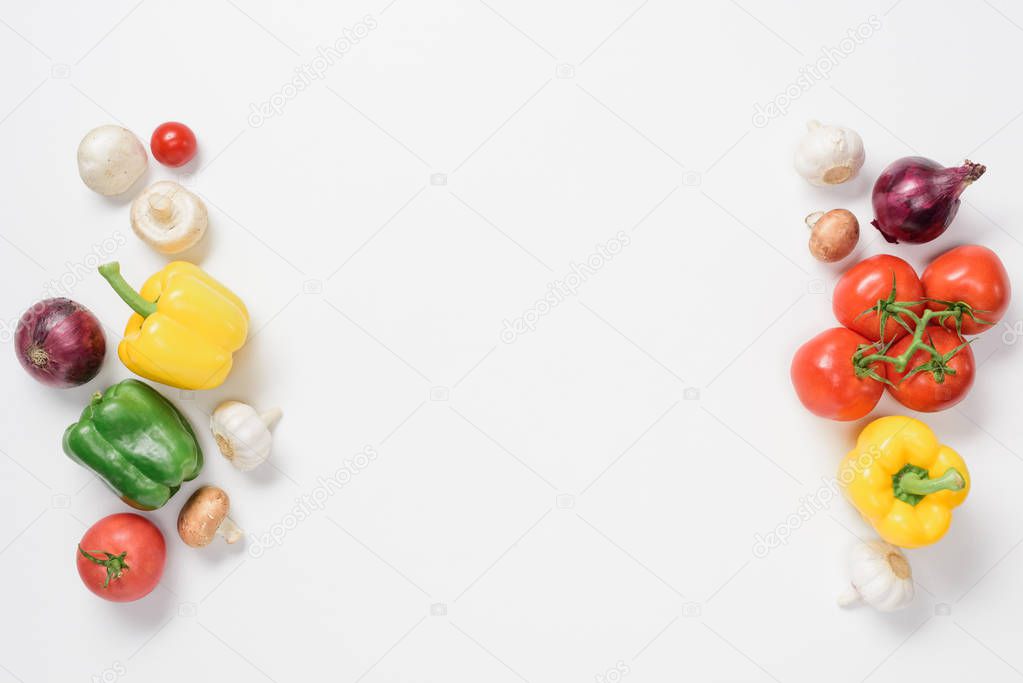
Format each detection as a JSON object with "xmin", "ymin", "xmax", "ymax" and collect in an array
[
  {"xmin": 7, "ymin": 119, "xmax": 286, "ymax": 603},
  {"xmin": 788, "ymin": 121, "xmax": 1013, "ymax": 612},
  {"xmin": 8, "ymin": 111, "xmax": 1014, "ymax": 614}
]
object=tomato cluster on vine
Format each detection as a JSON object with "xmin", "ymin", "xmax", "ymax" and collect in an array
[{"xmin": 791, "ymin": 246, "xmax": 1011, "ymax": 421}]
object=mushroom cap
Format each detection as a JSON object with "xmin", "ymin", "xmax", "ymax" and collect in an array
[
  {"xmin": 177, "ymin": 485, "xmax": 230, "ymax": 548},
  {"xmin": 77, "ymin": 125, "xmax": 148, "ymax": 196},
  {"xmin": 130, "ymin": 181, "xmax": 208, "ymax": 254}
]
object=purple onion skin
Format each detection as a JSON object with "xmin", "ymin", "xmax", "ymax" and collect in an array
[
  {"xmin": 870, "ymin": 157, "xmax": 986, "ymax": 244},
  {"xmin": 15, "ymin": 298, "xmax": 106, "ymax": 388}
]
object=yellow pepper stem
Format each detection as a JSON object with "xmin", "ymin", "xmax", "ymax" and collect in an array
[
  {"xmin": 894, "ymin": 466, "xmax": 965, "ymax": 505},
  {"xmin": 99, "ymin": 262, "xmax": 157, "ymax": 318}
]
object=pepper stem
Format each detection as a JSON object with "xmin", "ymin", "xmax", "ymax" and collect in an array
[
  {"xmin": 99, "ymin": 262, "xmax": 157, "ymax": 318},
  {"xmin": 899, "ymin": 468, "xmax": 965, "ymax": 496},
  {"xmin": 78, "ymin": 546, "xmax": 130, "ymax": 588}
]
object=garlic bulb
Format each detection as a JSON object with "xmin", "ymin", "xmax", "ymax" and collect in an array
[
  {"xmin": 794, "ymin": 120, "xmax": 865, "ymax": 186},
  {"xmin": 210, "ymin": 401, "xmax": 282, "ymax": 471},
  {"xmin": 838, "ymin": 540, "xmax": 914, "ymax": 612}
]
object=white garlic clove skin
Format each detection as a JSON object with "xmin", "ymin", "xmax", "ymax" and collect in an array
[
  {"xmin": 210, "ymin": 400, "xmax": 281, "ymax": 472},
  {"xmin": 130, "ymin": 181, "xmax": 208, "ymax": 254},
  {"xmin": 77, "ymin": 125, "xmax": 148, "ymax": 195},
  {"xmin": 794, "ymin": 120, "xmax": 865, "ymax": 187},
  {"xmin": 838, "ymin": 540, "xmax": 914, "ymax": 612}
]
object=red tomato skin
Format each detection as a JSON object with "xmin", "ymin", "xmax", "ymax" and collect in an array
[
  {"xmin": 77, "ymin": 513, "xmax": 165, "ymax": 602},
  {"xmin": 150, "ymin": 122, "xmax": 197, "ymax": 167},
  {"xmin": 886, "ymin": 327, "xmax": 975, "ymax": 412},
  {"xmin": 922, "ymin": 245, "xmax": 1011, "ymax": 335},
  {"xmin": 791, "ymin": 327, "xmax": 886, "ymax": 421},
  {"xmin": 833, "ymin": 255, "xmax": 925, "ymax": 342}
]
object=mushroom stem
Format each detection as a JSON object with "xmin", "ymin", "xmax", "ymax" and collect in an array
[
  {"xmin": 217, "ymin": 515, "xmax": 243, "ymax": 544},
  {"xmin": 805, "ymin": 211, "xmax": 825, "ymax": 229},
  {"xmin": 148, "ymin": 192, "xmax": 175, "ymax": 223},
  {"xmin": 259, "ymin": 407, "xmax": 283, "ymax": 428}
]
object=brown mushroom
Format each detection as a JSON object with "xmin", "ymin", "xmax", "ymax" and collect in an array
[
  {"xmin": 177, "ymin": 485, "xmax": 243, "ymax": 547},
  {"xmin": 807, "ymin": 209, "xmax": 859, "ymax": 263}
]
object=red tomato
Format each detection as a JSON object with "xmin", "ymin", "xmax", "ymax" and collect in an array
[
  {"xmin": 833, "ymin": 255, "xmax": 925, "ymax": 342},
  {"xmin": 150, "ymin": 122, "xmax": 197, "ymax": 167},
  {"xmin": 922, "ymin": 245, "xmax": 1011, "ymax": 335},
  {"xmin": 886, "ymin": 327, "xmax": 975, "ymax": 412},
  {"xmin": 791, "ymin": 327, "xmax": 886, "ymax": 421},
  {"xmin": 77, "ymin": 513, "xmax": 165, "ymax": 602}
]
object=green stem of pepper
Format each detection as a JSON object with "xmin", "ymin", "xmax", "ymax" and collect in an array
[
  {"xmin": 78, "ymin": 546, "xmax": 130, "ymax": 588},
  {"xmin": 99, "ymin": 262, "xmax": 157, "ymax": 318}
]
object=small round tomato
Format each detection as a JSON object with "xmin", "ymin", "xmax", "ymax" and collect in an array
[
  {"xmin": 791, "ymin": 327, "xmax": 886, "ymax": 421},
  {"xmin": 77, "ymin": 513, "xmax": 165, "ymax": 602},
  {"xmin": 886, "ymin": 327, "xmax": 975, "ymax": 412},
  {"xmin": 150, "ymin": 122, "xmax": 197, "ymax": 167},
  {"xmin": 922, "ymin": 245, "xmax": 1011, "ymax": 335},
  {"xmin": 833, "ymin": 254, "xmax": 925, "ymax": 342}
]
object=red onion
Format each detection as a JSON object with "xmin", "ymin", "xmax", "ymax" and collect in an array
[
  {"xmin": 15, "ymin": 298, "xmax": 106, "ymax": 388},
  {"xmin": 870, "ymin": 157, "xmax": 986, "ymax": 244}
]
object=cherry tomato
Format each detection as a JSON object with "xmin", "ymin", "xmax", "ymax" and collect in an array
[
  {"xmin": 791, "ymin": 327, "xmax": 886, "ymax": 421},
  {"xmin": 77, "ymin": 513, "xmax": 165, "ymax": 602},
  {"xmin": 150, "ymin": 122, "xmax": 197, "ymax": 167},
  {"xmin": 886, "ymin": 327, "xmax": 975, "ymax": 412},
  {"xmin": 922, "ymin": 245, "xmax": 1011, "ymax": 335},
  {"xmin": 833, "ymin": 255, "xmax": 925, "ymax": 342}
]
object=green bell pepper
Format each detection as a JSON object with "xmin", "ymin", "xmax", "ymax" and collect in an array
[{"xmin": 63, "ymin": 379, "xmax": 203, "ymax": 509}]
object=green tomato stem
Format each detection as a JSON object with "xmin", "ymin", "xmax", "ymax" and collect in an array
[
  {"xmin": 856, "ymin": 306, "xmax": 965, "ymax": 378},
  {"xmin": 78, "ymin": 546, "xmax": 130, "ymax": 588}
]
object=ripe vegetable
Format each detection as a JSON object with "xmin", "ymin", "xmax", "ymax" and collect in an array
[
  {"xmin": 885, "ymin": 327, "xmax": 975, "ymax": 412},
  {"xmin": 130, "ymin": 181, "xmax": 208, "ymax": 254},
  {"xmin": 790, "ymin": 327, "xmax": 886, "ymax": 421},
  {"xmin": 150, "ymin": 122, "xmax": 197, "ymax": 167},
  {"xmin": 793, "ymin": 120, "xmax": 864, "ymax": 186},
  {"xmin": 837, "ymin": 540, "xmax": 914, "ymax": 612},
  {"xmin": 99, "ymin": 261, "xmax": 249, "ymax": 390},
  {"xmin": 77, "ymin": 125, "xmax": 148, "ymax": 195},
  {"xmin": 806, "ymin": 209, "xmax": 858, "ymax": 262},
  {"xmin": 15, "ymin": 298, "xmax": 105, "ymax": 388},
  {"xmin": 922, "ymin": 245, "xmax": 1010, "ymax": 335},
  {"xmin": 833, "ymin": 255, "xmax": 924, "ymax": 342},
  {"xmin": 62, "ymin": 379, "xmax": 203, "ymax": 510},
  {"xmin": 77, "ymin": 513, "xmax": 165, "ymax": 602},
  {"xmin": 840, "ymin": 416, "xmax": 968, "ymax": 548},
  {"xmin": 211, "ymin": 401, "xmax": 282, "ymax": 471},
  {"xmin": 178, "ymin": 485, "xmax": 242, "ymax": 547},
  {"xmin": 871, "ymin": 157, "xmax": 986, "ymax": 244}
]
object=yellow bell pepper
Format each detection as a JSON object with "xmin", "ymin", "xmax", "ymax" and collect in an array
[
  {"xmin": 839, "ymin": 416, "xmax": 969, "ymax": 548},
  {"xmin": 99, "ymin": 262, "xmax": 248, "ymax": 390}
]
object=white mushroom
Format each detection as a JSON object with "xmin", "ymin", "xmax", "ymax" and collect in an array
[
  {"xmin": 177, "ymin": 485, "xmax": 242, "ymax": 547},
  {"xmin": 130, "ymin": 181, "xmax": 208, "ymax": 254},
  {"xmin": 77, "ymin": 125, "xmax": 148, "ymax": 195}
]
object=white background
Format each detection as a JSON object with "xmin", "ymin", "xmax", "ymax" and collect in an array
[{"xmin": 1, "ymin": 1, "xmax": 1022, "ymax": 681}]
